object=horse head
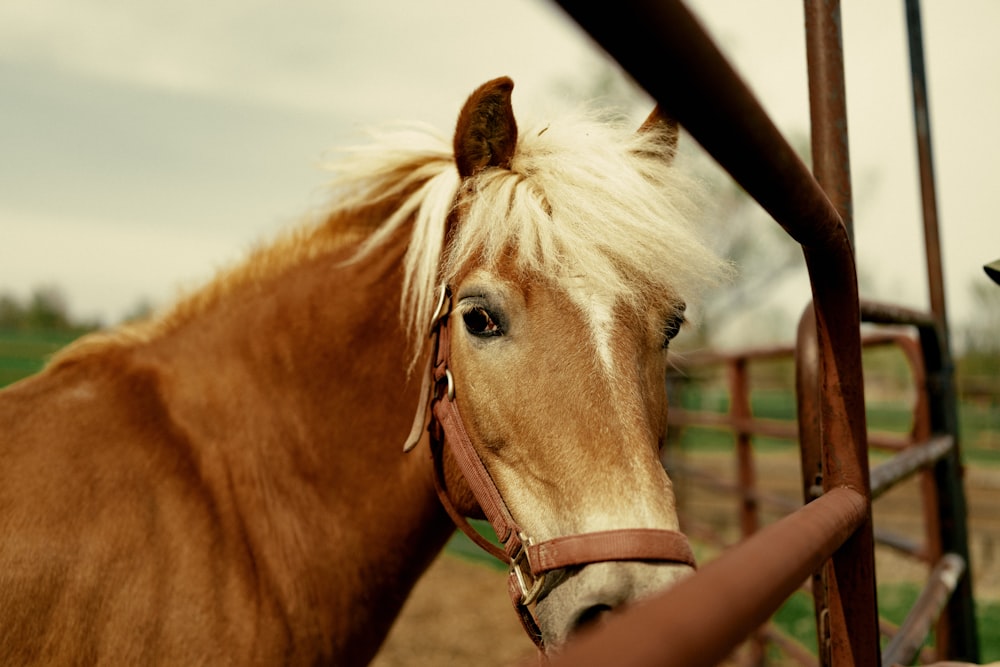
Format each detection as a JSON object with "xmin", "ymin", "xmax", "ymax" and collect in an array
[{"xmin": 411, "ymin": 77, "xmax": 724, "ymax": 648}]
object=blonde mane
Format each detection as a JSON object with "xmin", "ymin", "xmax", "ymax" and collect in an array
[
  {"xmin": 343, "ymin": 110, "xmax": 729, "ymax": 363},
  {"xmin": 53, "ymin": 109, "xmax": 727, "ymax": 367}
]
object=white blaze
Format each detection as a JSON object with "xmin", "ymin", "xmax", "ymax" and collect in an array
[{"xmin": 565, "ymin": 283, "xmax": 616, "ymax": 375}]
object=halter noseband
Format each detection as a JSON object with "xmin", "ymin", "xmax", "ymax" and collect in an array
[{"xmin": 404, "ymin": 285, "xmax": 697, "ymax": 647}]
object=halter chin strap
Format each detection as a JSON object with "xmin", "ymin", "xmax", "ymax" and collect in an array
[{"xmin": 405, "ymin": 286, "xmax": 697, "ymax": 648}]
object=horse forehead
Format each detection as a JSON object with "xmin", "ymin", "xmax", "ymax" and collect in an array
[
  {"xmin": 562, "ymin": 283, "xmax": 617, "ymax": 373},
  {"xmin": 459, "ymin": 266, "xmax": 643, "ymax": 374}
]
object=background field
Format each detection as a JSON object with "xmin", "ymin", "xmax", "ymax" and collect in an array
[{"xmin": 0, "ymin": 329, "xmax": 80, "ymax": 388}]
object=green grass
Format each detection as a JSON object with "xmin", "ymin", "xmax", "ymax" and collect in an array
[
  {"xmin": 770, "ymin": 584, "xmax": 1000, "ymax": 662},
  {"xmin": 0, "ymin": 329, "xmax": 84, "ymax": 387},
  {"xmin": 445, "ymin": 520, "xmax": 507, "ymax": 571},
  {"xmin": 979, "ymin": 599, "xmax": 1000, "ymax": 661}
]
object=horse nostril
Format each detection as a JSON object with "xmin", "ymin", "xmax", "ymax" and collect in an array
[{"xmin": 572, "ymin": 604, "xmax": 614, "ymax": 634}]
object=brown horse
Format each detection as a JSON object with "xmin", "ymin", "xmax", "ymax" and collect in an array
[{"xmin": 0, "ymin": 77, "xmax": 726, "ymax": 664}]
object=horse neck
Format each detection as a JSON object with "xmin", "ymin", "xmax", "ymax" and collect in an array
[{"xmin": 141, "ymin": 221, "xmax": 453, "ymax": 659}]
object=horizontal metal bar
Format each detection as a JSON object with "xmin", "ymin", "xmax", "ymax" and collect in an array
[
  {"xmin": 533, "ymin": 487, "xmax": 867, "ymax": 667},
  {"xmin": 669, "ymin": 409, "xmax": 914, "ymax": 453},
  {"xmin": 671, "ymin": 331, "xmax": 916, "ymax": 370},
  {"xmin": 675, "ymin": 459, "xmax": 928, "ymax": 560},
  {"xmin": 873, "ymin": 527, "xmax": 925, "ymax": 560},
  {"xmin": 868, "ymin": 432, "xmax": 919, "ymax": 451},
  {"xmin": 669, "ymin": 409, "xmax": 799, "ymax": 440},
  {"xmin": 881, "ymin": 553, "xmax": 966, "ymax": 666},
  {"xmin": 670, "ymin": 462, "xmax": 802, "ymax": 514},
  {"xmin": 861, "ymin": 299, "xmax": 937, "ymax": 329},
  {"xmin": 870, "ymin": 435, "xmax": 954, "ymax": 500}
]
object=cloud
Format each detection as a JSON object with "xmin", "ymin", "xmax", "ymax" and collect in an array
[{"xmin": 0, "ymin": 0, "xmax": 599, "ymax": 120}]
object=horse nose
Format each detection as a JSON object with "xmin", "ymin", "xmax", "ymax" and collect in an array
[
  {"xmin": 571, "ymin": 603, "xmax": 615, "ymax": 634},
  {"xmin": 536, "ymin": 561, "xmax": 692, "ymax": 647}
]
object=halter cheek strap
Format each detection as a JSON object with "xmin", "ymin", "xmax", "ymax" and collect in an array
[{"xmin": 407, "ymin": 286, "xmax": 697, "ymax": 648}]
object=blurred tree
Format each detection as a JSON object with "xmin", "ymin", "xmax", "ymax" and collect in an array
[
  {"xmin": 25, "ymin": 285, "xmax": 71, "ymax": 330},
  {"xmin": 962, "ymin": 279, "xmax": 1000, "ymax": 355},
  {"xmin": 122, "ymin": 298, "xmax": 155, "ymax": 323},
  {"xmin": 958, "ymin": 279, "xmax": 1000, "ymax": 391},
  {"xmin": 0, "ymin": 294, "xmax": 24, "ymax": 329},
  {"xmin": 0, "ymin": 286, "xmax": 98, "ymax": 332}
]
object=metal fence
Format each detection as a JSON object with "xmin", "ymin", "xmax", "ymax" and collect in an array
[{"xmin": 526, "ymin": 1, "xmax": 979, "ymax": 665}]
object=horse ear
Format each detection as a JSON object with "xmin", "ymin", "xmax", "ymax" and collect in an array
[
  {"xmin": 985, "ymin": 258, "xmax": 1000, "ymax": 286},
  {"xmin": 453, "ymin": 77, "xmax": 518, "ymax": 180},
  {"xmin": 637, "ymin": 105, "xmax": 679, "ymax": 164}
]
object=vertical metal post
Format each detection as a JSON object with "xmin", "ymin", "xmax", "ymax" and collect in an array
[
  {"xmin": 903, "ymin": 0, "xmax": 948, "ymax": 331},
  {"xmin": 730, "ymin": 358, "xmax": 765, "ymax": 665},
  {"xmin": 731, "ymin": 359, "xmax": 759, "ymax": 541},
  {"xmin": 902, "ymin": 1, "xmax": 979, "ymax": 658},
  {"xmin": 861, "ymin": 301, "xmax": 980, "ymax": 660},
  {"xmin": 918, "ymin": 322, "xmax": 979, "ymax": 659},
  {"xmin": 802, "ymin": 3, "xmax": 879, "ymax": 665},
  {"xmin": 795, "ymin": 307, "xmax": 831, "ymax": 666},
  {"xmin": 804, "ymin": 0, "xmax": 854, "ymax": 244}
]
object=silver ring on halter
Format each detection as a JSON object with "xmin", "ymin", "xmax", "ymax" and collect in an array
[{"xmin": 444, "ymin": 369, "xmax": 455, "ymax": 401}]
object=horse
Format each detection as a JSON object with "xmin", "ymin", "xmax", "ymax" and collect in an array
[{"xmin": 0, "ymin": 77, "xmax": 727, "ymax": 665}]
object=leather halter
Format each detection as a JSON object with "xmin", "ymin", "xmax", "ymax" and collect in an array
[{"xmin": 404, "ymin": 286, "xmax": 697, "ymax": 647}]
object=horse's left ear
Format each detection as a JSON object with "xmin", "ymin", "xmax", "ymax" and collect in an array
[
  {"xmin": 637, "ymin": 105, "xmax": 679, "ymax": 164},
  {"xmin": 985, "ymin": 258, "xmax": 1000, "ymax": 286},
  {"xmin": 454, "ymin": 77, "xmax": 518, "ymax": 180}
]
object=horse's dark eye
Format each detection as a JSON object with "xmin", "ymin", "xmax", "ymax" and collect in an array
[
  {"xmin": 463, "ymin": 307, "xmax": 503, "ymax": 337},
  {"xmin": 662, "ymin": 305, "xmax": 686, "ymax": 348}
]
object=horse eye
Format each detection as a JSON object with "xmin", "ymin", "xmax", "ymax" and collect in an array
[
  {"xmin": 463, "ymin": 307, "xmax": 503, "ymax": 337},
  {"xmin": 662, "ymin": 306, "xmax": 686, "ymax": 348}
]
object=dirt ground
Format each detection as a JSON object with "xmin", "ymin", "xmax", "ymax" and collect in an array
[
  {"xmin": 371, "ymin": 555, "xmax": 537, "ymax": 667},
  {"xmin": 372, "ymin": 453, "xmax": 1000, "ymax": 666}
]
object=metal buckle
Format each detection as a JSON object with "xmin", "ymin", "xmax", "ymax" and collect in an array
[
  {"xmin": 430, "ymin": 284, "xmax": 449, "ymax": 331},
  {"xmin": 510, "ymin": 533, "xmax": 546, "ymax": 606}
]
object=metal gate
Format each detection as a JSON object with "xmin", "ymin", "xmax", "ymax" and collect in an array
[{"xmin": 530, "ymin": 1, "xmax": 979, "ymax": 664}]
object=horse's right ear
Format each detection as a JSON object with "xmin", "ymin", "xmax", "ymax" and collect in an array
[
  {"xmin": 453, "ymin": 77, "xmax": 518, "ymax": 180},
  {"xmin": 985, "ymin": 258, "xmax": 1000, "ymax": 286},
  {"xmin": 637, "ymin": 105, "xmax": 679, "ymax": 164}
]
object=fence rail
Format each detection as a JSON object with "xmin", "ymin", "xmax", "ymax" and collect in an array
[{"xmin": 532, "ymin": 0, "xmax": 978, "ymax": 664}]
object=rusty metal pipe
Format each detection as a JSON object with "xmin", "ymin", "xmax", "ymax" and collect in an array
[
  {"xmin": 794, "ymin": 24, "xmax": 880, "ymax": 663},
  {"xmin": 670, "ymin": 461, "xmax": 803, "ymax": 515},
  {"xmin": 669, "ymin": 411, "xmax": 801, "ymax": 441},
  {"xmin": 859, "ymin": 300, "xmax": 979, "ymax": 659},
  {"xmin": 873, "ymin": 527, "xmax": 924, "ymax": 560},
  {"xmin": 670, "ymin": 411, "xmax": 919, "ymax": 452},
  {"xmin": 881, "ymin": 553, "xmax": 966, "ymax": 666},
  {"xmin": 904, "ymin": 0, "xmax": 949, "ymax": 330},
  {"xmin": 553, "ymin": 0, "xmax": 845, "ymax": 250},
  {"xmin": 795, "ymin": 305, "xmax": 831, "ymax": 665},
  {"xmin": 530, "ymin": 487, "xmax": 867, "ymax": 667},
  {"xmin": 805, "ymin": 0, "xmax": 854, "ymax": 244},
  {"xmin": 729, "ymin": 359, "xmax": 761, "ymax": 545},
  {"xmin": 869, "ymin": 435, "xmax": 953, "ymax": 500}
]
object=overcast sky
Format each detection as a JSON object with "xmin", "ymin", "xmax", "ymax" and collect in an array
[{"xmin": 1, "ymin": 0, "xmax": 997, "ymax": 343}]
